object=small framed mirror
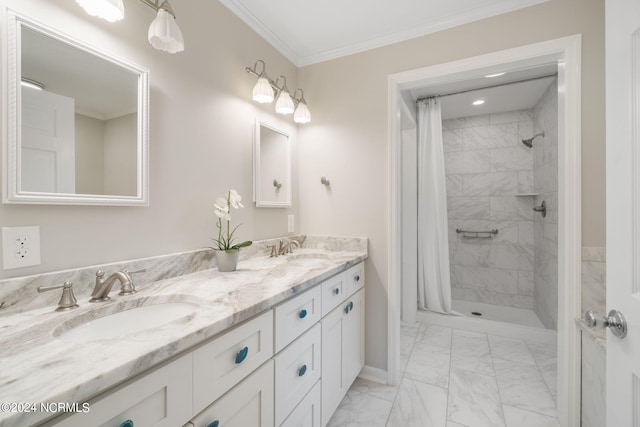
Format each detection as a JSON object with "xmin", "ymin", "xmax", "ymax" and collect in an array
[
  {"xmin": 254, "ymin": 120, "xmax": 291, "ymax": 208},
  {"xmin": 2, "ymin": 11, "xmax": 149, "ymax": 205}
]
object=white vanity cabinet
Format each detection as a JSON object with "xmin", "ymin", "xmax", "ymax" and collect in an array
[
  {"xmin": 44, "ymin": 261, "xmax": 365, "ymax": 427},
  {"xmin": 321, "ymin": 264, "xmax": 365, "ymax": 427},
  {"xmin": 45, "ymin": 353, "xmax": 193, "ymax": 427},
  {"xmin": 186, "ymin": 360, "xmax": 274, "ymax": 427}
]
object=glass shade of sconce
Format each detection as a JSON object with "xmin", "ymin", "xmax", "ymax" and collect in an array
[
  {"xmin": 253, "ymin": 76, "xmax": 274, "ymax": 103},
  {"xmin": 294, "ymin": 101, "xmax": 311, "ymax": 123},
  {"xmin": 275, "ymin": 76, "xmax": 295, "ymax": 115},
  {"xmin": 148, "ymin": 1, "xmax": 184, "ymax": 54},
  {"xmin": 293, "ymin": 89, "xmax": 311, "ymax": 123},
  {"xmin": 76, "ymin": 0, "xmax": 124, "ymax": 22},
  {"xmin": 250, "ymin": 60, "xmax": 274, "ymax": 103}
]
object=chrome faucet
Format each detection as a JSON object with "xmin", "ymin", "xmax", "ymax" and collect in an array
[
  {"xmin": 90, "ymin": 269, "xmax": 146, "ymax": 302},
  {"xmin": 278, "ymin": 239, "xmax": 300, "ymax": 256}
]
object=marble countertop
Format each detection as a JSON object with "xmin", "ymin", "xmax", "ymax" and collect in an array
[{"xmin": 0, "ymin": 247, "xmax": 367, "ymax": 427}]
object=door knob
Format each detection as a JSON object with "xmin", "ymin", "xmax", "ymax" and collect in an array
[{"xmin": 584, "ymin": 309, "xmax": 627, "ymax": 338}]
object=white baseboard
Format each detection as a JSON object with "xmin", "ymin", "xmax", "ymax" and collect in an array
[{"xmin": 358, "ymin": 365, "xmax": 388, "ymax": 384}]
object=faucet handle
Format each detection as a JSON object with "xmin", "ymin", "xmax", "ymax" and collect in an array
[
  {"xmin": 38, "ymin": 281, "xmax": 79, "ymax": 312},
  {"xmin": 120, "ymin": 269, "xmax": 146, "ymax": 295}
]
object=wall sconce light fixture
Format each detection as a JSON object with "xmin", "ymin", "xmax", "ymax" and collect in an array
[
  {"xmin": 246, "ymin": 60, "xmax": 311, "ymax": 124},
  {"xmin": 75, "ymin": 0, "xmax": 124, "ymax": 22},
  {"xmin": 76, "ymin": 0, "xmax": 184, "ymax": 54}
]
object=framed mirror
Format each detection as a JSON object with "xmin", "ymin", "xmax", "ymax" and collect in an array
[
  {"xmin": 2, "ymin": 11, "xmax": 149, "ymax": 205},
  {"xmin": 254, "ymin": 119, "xmax": 291, "ymax": 208}
]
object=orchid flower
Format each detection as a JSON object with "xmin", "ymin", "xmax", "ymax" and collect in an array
[{"xmin": 210, "ymin": 189, "xmax": 252, "ymax": 252}]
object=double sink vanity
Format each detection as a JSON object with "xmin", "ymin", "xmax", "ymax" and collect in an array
[{"xmin": 0, "ymin": 235, "xmax": 367, "ymax": 427}]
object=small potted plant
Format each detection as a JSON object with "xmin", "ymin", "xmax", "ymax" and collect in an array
[{"xmin": 210, "ymin": 189, "xmax": 252, "ymax": 272}]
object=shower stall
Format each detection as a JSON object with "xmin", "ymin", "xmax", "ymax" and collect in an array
[{"xmin": 402, "ymin": 76, "xmax": 559, "ymax": 331}]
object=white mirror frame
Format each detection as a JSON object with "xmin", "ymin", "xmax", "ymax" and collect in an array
[
  {"xmin": 2, "ymin": 10, "xmax": 150, "ymax": 206},
  {"xmin": 254, "ymin": 119, "xmax": 292, "ymax": 208}
]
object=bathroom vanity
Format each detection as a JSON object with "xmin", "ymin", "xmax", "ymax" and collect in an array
[{"xmin": 0, "ymin": 236, "xmax": 367, "ymax": 427}]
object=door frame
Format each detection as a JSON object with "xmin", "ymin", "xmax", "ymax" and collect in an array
[{"xmin": 387, "ymin": 34, "xmax": 582, "ymax": 426}]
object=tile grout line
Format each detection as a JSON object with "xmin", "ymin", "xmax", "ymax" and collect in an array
[{"xmin": 486, "ymin": 333, "xmax": 509, "ymax": 427}]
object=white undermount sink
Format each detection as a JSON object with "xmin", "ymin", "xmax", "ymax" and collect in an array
[
  {"xmin": 285, "ymin": 253, "xmax": 332, "ymax": 265},
  {"xmin": 54, "ymin": 302, "xmax": 199, "ymax": 343}
]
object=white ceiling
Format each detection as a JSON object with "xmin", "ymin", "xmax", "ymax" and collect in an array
[
  {"xmin": 219, "ymin": 0, "xmax": 549, "ymax": 66},
  {"xmin": 409, "ymin": 63, "xmax": 557, "ymax": 119}
]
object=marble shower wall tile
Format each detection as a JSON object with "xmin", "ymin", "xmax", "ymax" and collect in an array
[
  {"xmin": 445, "ymin": 150, "xmax": 491, "ymax": 174},
  {"xmin": 464, "ymin": 123, "xmax": 519, "ymax": 150},
  {"xmin": 532, "ymin": 79, "xmax": 559, "ymax": 331},
  {"xmin": 443, "ymin": 129, "xmax": 464, "ymax": 152},
  {"xmin": 490, "ymin": 147, "xmax": 533, "ymax": 172},
  {"xmin": 444, "ymin": 111, "xmax": 538, "ymax": 310},
  {"xmin": 463, "ymin": 172, "xmax": 518, "ymax": 196}
]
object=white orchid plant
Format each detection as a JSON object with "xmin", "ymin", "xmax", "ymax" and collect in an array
[{"xmin": 210, "ymin": 190, "xmax": 252, "ymax": 252}]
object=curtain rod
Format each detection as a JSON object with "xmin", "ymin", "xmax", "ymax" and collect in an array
[{"xmin": 416, "ymin": 73, "xmax": 558, "ymax": 102}]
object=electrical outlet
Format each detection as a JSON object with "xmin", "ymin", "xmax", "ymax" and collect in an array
[{"xmin": 2, "ymin": 226, "xmax": 41, "ymax": 270}]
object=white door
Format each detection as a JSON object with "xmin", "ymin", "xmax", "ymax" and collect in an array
[
  {"xmin": 21, "ymin": 88, "xmax": 75, "ymax": 193},
  {"xmin": 606, "ymin": 0, "xmax": 640, "ymax": 424}
]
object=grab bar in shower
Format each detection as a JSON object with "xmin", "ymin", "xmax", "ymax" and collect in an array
[{"xmin": 455, "ymin": 228, "xmax": 499, "ymax": 238}]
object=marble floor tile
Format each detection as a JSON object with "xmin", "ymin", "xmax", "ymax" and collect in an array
[
  {"xmin": 404, "ymin": 340, "xmax": 451, "ymax": 387},
  {"xmin": 415, "ymin": 324, "xmax": 453, "ymax": 348},
  {"xmin": 447, "ymin": 366, "xmax": 506, "ymax": 427},
  {"xmin": 488, "ymin": 335, "xmax": 536, "ymax": 366},
  {"xmin": 450, "ymin": 333, "xmax": 494, "ymax": 377},
  {"xmin": 326, "ymin": 389, "xmax": 392, "ymax": 427},
  {"xmin": 526, "ymin": 341, "xmax": 557, "ymax": 401},
  {"xmin": 351, "ymin": 377, "xmax": 399, "ymax": 403},
  {"xmin": 386, "ymin": 377, "xmax": 448, "ymax": 427},
  {"xmin": 503, "ymin": 405, "xmax": 560, "ymax": 427},
  {"xmin": 446, "ymin": 421, "xmax": 469, "ymax": 427},
  {"xmin": 493, "ymin": 358, "xmax": 557, "ymax": 417},
  {"xmin": 401, "ymin": 322, "xmax": 420, "ymax": 356}
]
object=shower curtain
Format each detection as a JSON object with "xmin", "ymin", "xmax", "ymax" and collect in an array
[{"xmin": 417, "ymin": 98, "xmax": 453, "ymax": 314}]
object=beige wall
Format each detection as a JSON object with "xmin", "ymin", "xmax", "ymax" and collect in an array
[
  {"xmin": 298, "ymin": 0, "xmax": 604, "ymax": 370},
  {"xmin": 75, "ymin": 114, "xmax": 105, "ymax": 195},
  {"xmin": 0, "ymin": 0, "xmax": 299, "ymax": 279}
]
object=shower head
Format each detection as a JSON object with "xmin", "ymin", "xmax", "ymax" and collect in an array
[{"xmin": 521, "ymin": 131, "xmax": 545, "ymax": 148}]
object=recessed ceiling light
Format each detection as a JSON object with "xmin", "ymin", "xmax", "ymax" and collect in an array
[
  {"xmin": 485, "ymin": 72, "xmax": 505, "ymax": 78},
  {"xmin": 472, "ymin": 99, "xmax": 485, "ymax": 106}
]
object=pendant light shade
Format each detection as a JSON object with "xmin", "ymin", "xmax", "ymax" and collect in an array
[
  {"xmin": 294, "ymin": 101, "xmax": 311, "ymax": 124},
  {"xmin": 275, "ymin": 90, "xmax": 295, "ymax": 115},
  {"xmin": 76, "ymin": 0, "xmax": 124, "ymax": 22},
  {"xmin": 253, "ymin": 76, "xmax": 274, "ymax": 103},
  {"xmin": 148, "ymin": 2, "xmax": 184, "ymax": 54}
]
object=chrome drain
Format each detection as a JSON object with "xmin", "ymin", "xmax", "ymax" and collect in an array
[{"xmin": 471, "ymin": 311, "xmax": 483, "ymax": 316}]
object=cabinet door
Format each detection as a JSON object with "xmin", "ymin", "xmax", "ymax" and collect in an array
[
  {"xmin": 320, "ymin": 303, "xmax": 347, "ymax": 427},
  {"xmin": 188, "ymin": 360, "xmax": 274, "ymax": 427},
  {"xmin": 47, "ymin": 354, "xmax": 193, "ymax": 427},
  {"xmin": 280, "ymin": 381, "xmax": 321, "ymax": 427},
  {"xmin": 343, "ymin": 289, "xmax": 365, "ymax": 386},
  {"xmin": 274, "ymin": 324, "xmax": 321, "ymax": 426}
]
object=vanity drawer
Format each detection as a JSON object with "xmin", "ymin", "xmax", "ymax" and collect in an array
[
  {"xmin": 274, "ymin": 323, "xmax": 321, "ymax": 426},
  {"xmin": 46, "ymin": 353, "xmax": 193, "ymax": 427},
  {"xmin": 193, "ymin": 310, "xmax": 274, "ymax": 415},
  {"xmin": 345, "ymin": 262, "xmax": 365, "ymax": 297},
  {"xmin": 280, "ymin": 381, "xmax": 321, "ymax": 427},
  {"xmin": 274, "ymin": 286, "xmax": 321, "ymax": 352},
  {"xmin": 186, "ymin": 360, "xmax": 274, "ymax": 427},
  {"xmin": 320, "ymin": 272, "xmax": 347, "ymax": 317}
]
